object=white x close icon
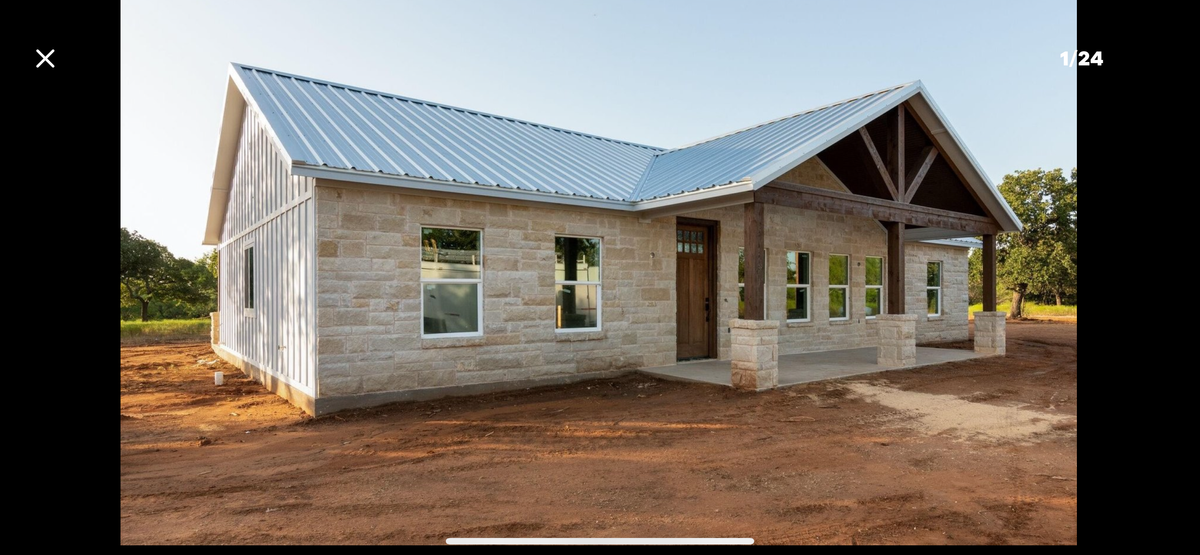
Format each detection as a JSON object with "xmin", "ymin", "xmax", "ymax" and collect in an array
[{"xmin": 36, "ymin": 49, "xmax": 55, "ymax": 68}]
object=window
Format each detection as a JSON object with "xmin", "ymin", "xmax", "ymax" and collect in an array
[
  {"xmin": 927, "ymin": 261, "xmax": 942, "ymax": 317},
  {"xmin": 865, "ymin": 256, "xmax": 884, "ymax": 318},
  {"xmin": 829, "ymin": 254, "xmax": 849, "ymax": 321},
  {"xmin": 420, "ymin": 227, "xmax": 482, "ymax": 337},
  {"xmin": 555, "ymin": 236, "xmax": 601, "ymax": 331},
  {"xmin": 737, "ymin": 247, "xmax": 767, "ymax": 318},
  {"xmin": 786, "ymin": 251, "xmax": 810, "ymax": 322},
  {"xmin": 243, "ymin": 245, "xmax": 255, "ymax": 314}
]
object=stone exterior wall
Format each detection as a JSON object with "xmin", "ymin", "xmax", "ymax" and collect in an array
[
  {"xmin": 312, "ymin": 160, "xmax": 971, "ymax": 399},
  {"xmin": 314, "ymin": 183, "xmax": 677, "ymax": 397},
  {"xmin": 905, "ymin": 242, "xmax": 970, "ymax": 343}
]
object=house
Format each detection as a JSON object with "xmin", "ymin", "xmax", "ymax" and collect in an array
[{"xmin": 203, "ymin": 64, "xmax": 1019, "ymax": 415}]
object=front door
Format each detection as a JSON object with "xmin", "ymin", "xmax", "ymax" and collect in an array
[{"xmin": 676, "ymin": 222, "xmax": 715, "ymax": 360}]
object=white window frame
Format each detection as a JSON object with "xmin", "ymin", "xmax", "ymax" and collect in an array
[
  {"xmin": 865, "ymin": 255, "xmax": 884, "ymax": 320},
  {"xmin": 419, "ymin": 226, "xmax": 484, "ymax": 339},
  {"xmin": 242, "ymin": 241, "xmax": 255, "ymax": 318},
  {"xmin": 927, "ymin": 260, "xmax": 942, "ymax": 318},
  {"xmin": 829, "ymin": 253, "xmax": 850, "ymax": 321},
  {"xmin": 738, "ymin": 247, "xmax": 767, "ymax": 319},
  {"xmin": 555, "ymin": 235, "xmax": 602, "ymax": 333},
  {"xmin": 786, "ymin": 251, "xmax": 811, "ymax": 323}
]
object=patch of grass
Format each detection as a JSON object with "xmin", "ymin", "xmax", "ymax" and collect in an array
[
  {"xmin": 969, "ymin": 301, "xmax": 1076, "ymax": 317},
  {"xmin": 121, "ymin": 318, "xmax": 211, "ymax": 342}
]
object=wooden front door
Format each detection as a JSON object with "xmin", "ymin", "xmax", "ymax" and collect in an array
[{"xmin": 676, "ymin": 222, "xmax": 716, "ymax": 360}]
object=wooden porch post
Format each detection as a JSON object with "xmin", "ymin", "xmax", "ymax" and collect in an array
[
  {"xmin": 743, "ymin": 202, "xmax": 766, "ymax": 320},
  {"xmin": 885, "ymin": 221, "xmax": 905, "ymax": 314},
  {"xmin": 982, "ymin": 233, "xmax": 997, "ymax": 312}
]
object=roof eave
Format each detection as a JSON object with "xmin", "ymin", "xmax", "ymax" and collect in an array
[{"xmin": 292, "ymin": 165, "xmax": 637, "ymax": 211}]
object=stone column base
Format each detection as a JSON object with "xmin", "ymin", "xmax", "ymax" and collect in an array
[
  {"xmin": 876, "ymin": 314, "xmax": 917, "ymax": 367},
  {"xmin": 973, "ymin": 311, "xmax": 1007, "ymax": 355},
  {"xmin": 730, "ymin": 319, "xmax": 779, "ymax": 391},
  {"xmin": 210, "ymin": 311, "xmax": 220, "ymax": 345}
]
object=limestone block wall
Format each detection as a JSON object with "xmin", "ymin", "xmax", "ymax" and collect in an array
[
  {"xmin": 313, "ymin": 183, "xmax": 677, "ymax": 397},
  {"xmin": 905, "ymin": 242, "xmax": 970, "ymax": 343}
]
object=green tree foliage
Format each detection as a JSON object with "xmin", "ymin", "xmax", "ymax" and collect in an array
[
  {"xmin": 993, "ymin": 168, "xmax": 1078, "ymax": 317},
  {"xmin": 967, "ymin": 248, "xmax": 983, "ymax": 305},
  {"xmin": 120, "ymin": 228, "xmax": 218, "ymax": 321}
]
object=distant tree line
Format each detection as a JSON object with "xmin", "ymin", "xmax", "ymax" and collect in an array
[
  {"xmin": 120, "ymin": 228, "xmax": 217, "ymax": 321},
  {"xmin": 969, "ymin": 168, "xmax": 1077, "ymax": 317}
]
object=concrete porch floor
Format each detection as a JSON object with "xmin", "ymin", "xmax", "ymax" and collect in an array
[{"xmin": 640, "ymin": 347, "xmax": 983, "ymax": 387}]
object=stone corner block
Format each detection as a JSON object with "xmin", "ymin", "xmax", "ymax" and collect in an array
[
  {"xmin": 973, "ymin": 311, "xmax": 1007, "ymax": 356},
  {"xmin": 729, "ymin": 319, "xmax": 779, "ymax": 391},
  {"xmin": 876, "ymin": 313, "xmax": 916, "ymax": 367}
]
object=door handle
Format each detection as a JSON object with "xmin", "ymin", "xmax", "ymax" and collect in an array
[{"xmin": 705, "ymin": 297, "xmax": 710, "ymax": 322}]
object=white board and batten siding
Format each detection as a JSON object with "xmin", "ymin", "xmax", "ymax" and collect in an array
[{"xmin": 217, "ymin": 106, "xmax": 317, "ymax": 396}]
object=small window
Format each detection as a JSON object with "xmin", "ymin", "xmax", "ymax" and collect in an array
[
  {"xmin": 243, "ymin": 245, "xmax": 255, "ymax": 313},
  {"xmin": 829, "ymin": 254, "xmax": 849, "ymax": 321},
  {"xmin": 865, "ymin": 256, "xmax": 884, "ymax": 318},
  {"xmin": 737, "ymin": 247, "xmax": 767, "ymax": 318},
  {"xmin": 420, "ymin": 227, "xmax": 483, "ymax": 337},
  {"xmin": 555, "ymin": 236, "xmax": 601, "ymax": 331},
  {"xmin": 786, "ymin": 251, "xmax": 810, "ymax": 322},
  {"xmin": 927, "ymin": 261, "xmax": 942, "ymax": 317}
]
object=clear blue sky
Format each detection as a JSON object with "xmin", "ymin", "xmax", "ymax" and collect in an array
[{"xmin": 121, "ymin": 0, "xmax": 1077, "ymax": 259}]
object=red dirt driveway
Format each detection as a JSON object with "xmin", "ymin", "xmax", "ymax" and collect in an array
[{"xmin": 120, "ymin": 320, "xmax": 1076, "ymax": 544}]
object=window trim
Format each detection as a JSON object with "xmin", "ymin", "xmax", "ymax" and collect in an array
[
  {"xmin": 865, "ymin": 255, "xmax": 884, "ymax": 320},
  {"xmin": 555, "ymin": 234, "xmax": 603, "ymax": 333},
  {"xmin": 828, "ymin": 253, "xmax": 850, "ymax": 322},
  {"xmin": 737, "ymin": 247, "xmax": 767, "ymax": 319},
  {"xmin": 785, "ymin": 250, "xmax": 811, "ymax": 323},
  {"xmin": 927, "ymin": 260, "xmax": 942, "ymax": 318},
  {"xmin": 419, "ymin": 226, "xmax": 484, "ymax": 339},
  {"xmin": 242, "ymin": 242, "xmax": 255, "ymax": 317}
]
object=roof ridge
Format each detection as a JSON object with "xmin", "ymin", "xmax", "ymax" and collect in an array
[
  {"xmin": 232, "ymin": 62, "xmax": 667, "ymax": 152},
  {"xmin": 656, "ymin": 82, "xmax": 917, "ymax": 155}
]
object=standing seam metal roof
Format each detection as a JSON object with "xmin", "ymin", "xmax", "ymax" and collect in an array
[
  {"xmin": 230, "ymin": 64, "xmax": 916, "ymax": 203},
  {"xmin": 234, "ymin": 65, "xmax": 662, "ymax": 201}
]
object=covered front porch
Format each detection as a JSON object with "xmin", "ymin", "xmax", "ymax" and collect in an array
[
  {"xmin": 642, "ymin": 346, "xmax": 983, "ymax": 388},
  {"xmin": 654, "ymin": 100, "xmax": 1017, "ymax": 391}
]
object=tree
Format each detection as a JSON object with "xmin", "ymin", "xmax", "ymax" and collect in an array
[
  {"xmin": 967, "ymin": 247, "xmax": 983, "ymax": 306},
  {"xmin": 120, "ymin": 228, "xmax": 177, "ymax": 321},
  {"xmin": 995, "ymin": 168, "xmax": 1077, "ymax": 318}
]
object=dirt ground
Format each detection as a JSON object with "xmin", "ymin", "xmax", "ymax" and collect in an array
[{"xmin": 120, "ymin": 320, "xmax": 1076, "ymax": 545}]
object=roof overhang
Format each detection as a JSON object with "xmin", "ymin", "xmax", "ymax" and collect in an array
[{"xmin": 201, "ymin": 75, "xmax": 246, "ymax": 245}]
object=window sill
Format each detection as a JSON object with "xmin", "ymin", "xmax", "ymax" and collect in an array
[
  {"xmin": 556, "ymin": 330, "xmax": 605, "ymax": 342},
  {"xmin": 926, "ymin": 315, "xmax": 944, "ymax": 321},
  {"xmin": 829, "ymin": 320, "xmax": 853, "ymax": 326},
  {"xmin": 786, "ymin": 321, "xmax": 813, "ymax": 328},
  {"xmin": 422, "ymin": 335, "xmax": 485, "ymax": 349}
]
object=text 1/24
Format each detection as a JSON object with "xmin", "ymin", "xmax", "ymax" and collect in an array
[{"xmin": 1062, "ymin": 51, "xmax": 1103, "ymax": 67}]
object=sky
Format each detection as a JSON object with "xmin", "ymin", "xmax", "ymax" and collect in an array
[{"xmin": 121, "ymin": 0, "xmax": 1076, "ymax": 259}]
